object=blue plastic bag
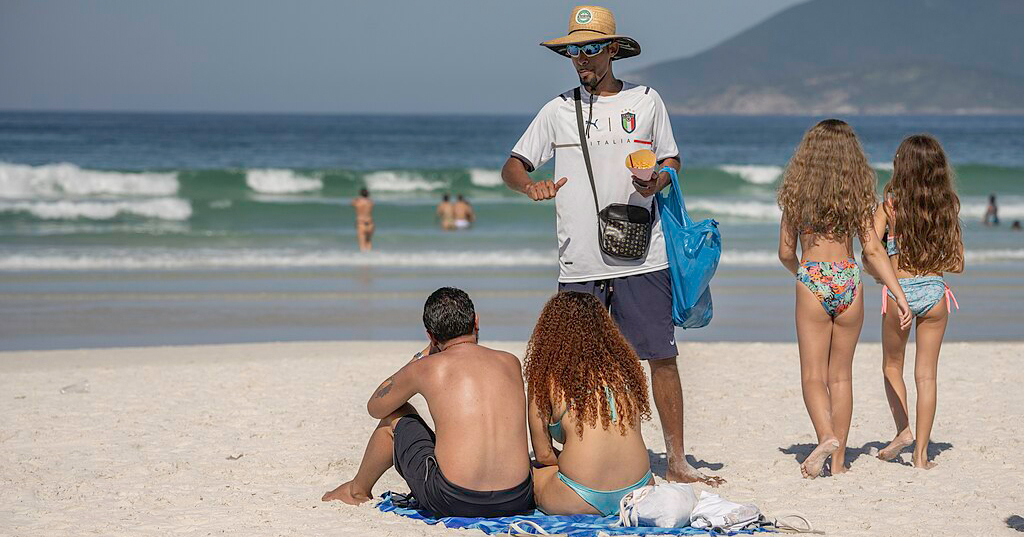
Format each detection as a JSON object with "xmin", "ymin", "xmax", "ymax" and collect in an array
[{"xmin": 656, "ymin": 167, "xmax": 721, "ymax": 328}]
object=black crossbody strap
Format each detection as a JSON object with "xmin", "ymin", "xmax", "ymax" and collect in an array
[{"xmin": 573, "ymin": 87, "xmax": 601, "ymax": 215}]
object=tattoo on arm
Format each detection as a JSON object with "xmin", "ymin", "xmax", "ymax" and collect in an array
[{"xmin": 374, "ymin": 377, "xmax": 394, "ymax": 399}]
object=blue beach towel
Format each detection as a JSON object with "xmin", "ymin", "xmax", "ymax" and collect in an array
[{"xmin": 376, "ymin": 491, "xmax": 767, "ymax": 536}]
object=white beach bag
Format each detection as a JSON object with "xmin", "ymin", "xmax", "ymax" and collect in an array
[
  {"xmin": 617, "ymin": 483, "xmax": 697, "ymax": 528},
  {"xmin": 689, "ymin": 490, "xmax": 761, "ymax": 531}
]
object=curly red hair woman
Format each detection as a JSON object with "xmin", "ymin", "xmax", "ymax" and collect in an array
[{"xmin": 524, "ymin": 291, "xmax": 653, "ymax": 515}]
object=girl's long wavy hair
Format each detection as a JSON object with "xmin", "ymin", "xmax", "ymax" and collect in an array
[
  {"xmin": 523, "ymin": 292, "xmax": 651, "ymax": 439},
  {"xmin": 884, "ymin": 135, "xmax": 964, "ymax": 274},
  {"xmin": 777, "ymin": 119, "xmax": 878, "ymax": 238}
]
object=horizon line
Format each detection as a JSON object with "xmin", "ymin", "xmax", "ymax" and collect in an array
[{"xmin": 3, "ymin": 108, "xmax": 1024, "ymax": 119}]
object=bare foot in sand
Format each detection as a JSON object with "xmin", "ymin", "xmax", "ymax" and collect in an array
[
  {"xmin": 801, "ymin": 438, "xmax": 840, "ymax": 479},
  {"xmin": 322, "ymin": 481, "xmax": 372, "ymax": 505},
  {"xmin": 667, "ymin": 462, "xmax": 726, "ymax": 487},
  {"xmin": 912, "ymin": 455, "xmax": 937, "ymax": 469},
  {"xmin": 878, "ymin": 428, "xmax": 914, "ymax": 461}
]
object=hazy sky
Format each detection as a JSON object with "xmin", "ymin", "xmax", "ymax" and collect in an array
[{"xmin": 0, "ymin": 0, "xmax": 807, "ymax": 114}]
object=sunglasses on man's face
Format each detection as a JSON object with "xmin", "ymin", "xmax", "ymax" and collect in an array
[{"xmin": 566, "ymin": 41, "xmax": 611, "ymax": 58}]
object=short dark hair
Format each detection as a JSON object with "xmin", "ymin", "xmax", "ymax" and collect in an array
[
  {"xmin": 442, "ymin": 194, "xmax": 450, "ymax": 202},
  {"xmin": 359, "ymin": 188, "xmax": 369, "ymax": 197},
  {"xmin": 423, "ymin": 287, "xmax": 475, "ymax": 343},
  {"xmin": 457, "ymin": 194, "xmax": 465, "ymax": 201}
]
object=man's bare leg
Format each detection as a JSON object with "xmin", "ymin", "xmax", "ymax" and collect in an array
[
  {"xmin": 322, "ymin": 403, "xmax": 416, "ymax": 504},
  {"xmin": 648, "ymin": 357, "xmax": 725, "ymax": 486}
]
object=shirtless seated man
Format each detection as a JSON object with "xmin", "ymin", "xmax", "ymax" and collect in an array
[{"xmin": 322, "ymin": 287, "xmax": 535, "ymax": 517}]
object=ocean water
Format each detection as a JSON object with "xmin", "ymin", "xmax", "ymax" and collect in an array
[{"xmin": 1, "ymin": 112, "xmax": 1022, "ymax": 349}]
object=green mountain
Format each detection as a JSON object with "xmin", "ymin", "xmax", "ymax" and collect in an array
[{"xmin": 630, "ymin": 0, "xmax": 1024, "ymax": 114}]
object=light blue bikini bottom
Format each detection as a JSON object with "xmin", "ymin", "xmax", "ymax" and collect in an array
[
  {"xmin": 556, "ymin": 470, "xmax": 653, "ymax": 516},
  {"xmin": 883, "ymin": 276, "xmax": 959, "ymax": 317}
]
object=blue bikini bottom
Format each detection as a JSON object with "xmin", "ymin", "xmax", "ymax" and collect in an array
[
  {"xmin": 882, "ymin": 276, "xmax": 959, "ymax": 317},
  {"xmin": 556, "ymin": 470, "xmax": 653, "ymax": 516}
]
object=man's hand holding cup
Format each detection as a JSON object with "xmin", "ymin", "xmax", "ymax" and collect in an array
[
  {"xmin": 626, "ymin": 149, "xmax": 661, "ymax": 198},
  {"xmin": 631, "ymin": 174, "xmax": 662, "ymax": 198}
]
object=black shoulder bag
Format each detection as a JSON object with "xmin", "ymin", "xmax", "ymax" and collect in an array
[{"xmin": 574, "ymin": 87, "xmax": 652, "ymax": 261}]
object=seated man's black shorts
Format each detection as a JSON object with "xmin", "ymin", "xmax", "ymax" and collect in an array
[{"xmin": 392, "ymin": 414, "xmax": 534, "ymax": 518}]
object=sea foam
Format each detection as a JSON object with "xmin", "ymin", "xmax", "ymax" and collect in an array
[
  {"xmin": 4, "ymin": 246, "xmax": 1022, "ymax": 271},
  {"xmin": 363, "ymin": 171, "xmax": 446, "ymax": 192},
  {"xmin": 960, "ymin": 201, "xmax": 1024, "ymax": 219},
  {"xmin": 469, "ymin": 168, "xmax": 504, "ymax": 188},
  {"xmin": 686, "ymin": 199, "xmax": 782, "ymax": 220},
  {"xmin": 0, "ymin": 162, "xmax": 178, "ymax": 198},
  {"xmin": 245, "ymin": 169, "xmax": 323, "ymax": 194},
  {"xmin": 718, "ymin": 165, "xmax": 783, "ymax": 185},
  {"xmin": 0, "ymin": 198, "xmax": 192, "ymax": 221},
  {"xmin": 686, "ymin": 198, "xmax": 1023, "ymax": 221},
  {"xmin": 0, "ymin": 248, "xmax": 557, "ymax": 270}
]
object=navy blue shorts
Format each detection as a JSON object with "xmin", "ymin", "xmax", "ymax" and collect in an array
[{"xmin": 558, "ymin": 268, "xmax": 678, "ymax": 361}]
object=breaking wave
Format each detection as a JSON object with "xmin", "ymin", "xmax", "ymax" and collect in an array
[
  {"xmin": 687, "ymin": 199, "xmax": 781, "ymax": 220},
  {"xmin": 469, "ymin": 168, "xmax": 504, "ymax": 187},
  {"xmin": 718, "ymin": 165, "xmax": 783, "ymax": 185},
  {"xmin": 0, "ymin": 162, "xmax": 178, "ymax": 198},
  {"xmin": 245, "ymin": 169, "xmax": 323, "ymax": 194},
  {"xmin": 363, "ymin": 171, "xmax": 446, "ymax": 192},
  {"xmin": 4, "ymin": 246, "xmax": 1022, "ymax": 271},
  {"xmin": 0, "ymin": 198, "xmax": 192, "ymax": 221}
]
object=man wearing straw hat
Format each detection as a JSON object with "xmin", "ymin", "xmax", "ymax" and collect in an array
[{"xmin": 501, "ymin": 6, "xmax": 723, "ymax": 486}]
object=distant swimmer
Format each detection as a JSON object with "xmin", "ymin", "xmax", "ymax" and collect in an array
[
  {"xmin": 1012, "ymin": 220, "xmax": 1021, "ymax": 231},
  {"xmin": 352, "ymin": 188, "xmax": 375, "ymax": 252},
  {"xmin": 437, "ymin": 193, "xmax": 455, "ymax": 231},
  {"xmin": 984, "ymin": 194, "xmax": 999, "ymax": 226},
  {"xmin": 453, "ymin": 194, "xmax": 475, "ymax": 230}
]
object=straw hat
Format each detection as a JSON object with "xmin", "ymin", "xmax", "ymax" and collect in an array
[{"xmin": 541, "ymin": 6, "xmax": 641, "ymax": 60}]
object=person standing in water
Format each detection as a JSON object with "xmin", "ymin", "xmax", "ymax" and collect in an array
[
  {"xmin": 501, "ymin": 5, "xmax": 723, "ymax": 486},
  {"xmin": 352, "ymin": 188, "xmax": 375, "ymax": 252},
  {"xmin": 437, "ymin": 194, "xmax": 456, "ymax": 231},
  {"xmin": 983, "ymin": 194, "xmax": 999, "ymax": 226},
  {"xmin": 453, "ymin": 194, "xmax": 475, "ymax": 230}
]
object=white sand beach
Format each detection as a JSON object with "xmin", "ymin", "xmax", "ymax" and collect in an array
[{"xmin": 1, "ymin": 341, "xmax": 1021, "ymax": 536}]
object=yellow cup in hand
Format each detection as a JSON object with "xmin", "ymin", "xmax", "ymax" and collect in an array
[{"xmin": 626, "ymin": 149, "xmax": 657, "ymax": 181}]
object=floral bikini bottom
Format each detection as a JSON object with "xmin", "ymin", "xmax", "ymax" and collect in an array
[{"xmin": 796, "ymin": 258, "xmax": 861, "ymax": 317}]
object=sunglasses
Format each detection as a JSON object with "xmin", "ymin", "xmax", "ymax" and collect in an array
[{"xmin": 566, "ymin": 41, "xmax": 611, "ymax": 58}]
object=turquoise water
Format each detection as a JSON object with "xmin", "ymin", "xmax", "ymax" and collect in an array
[
  {"xmin": 0, "ymin": 112, "xmax": 1022, "ymax": 349},
  {"xmin": 1, "ymin": 113, "xmax": 1023, "ymax": 270}
]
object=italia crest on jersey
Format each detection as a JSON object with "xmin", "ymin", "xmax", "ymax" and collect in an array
[{"xmin": 621, "ymin": 111, "xmax": 636, "ymax": 133}]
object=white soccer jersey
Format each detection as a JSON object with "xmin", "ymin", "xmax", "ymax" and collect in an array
[{"xmin": 511, "ymin": 82, "xmax": 680, "ymax": 283}]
